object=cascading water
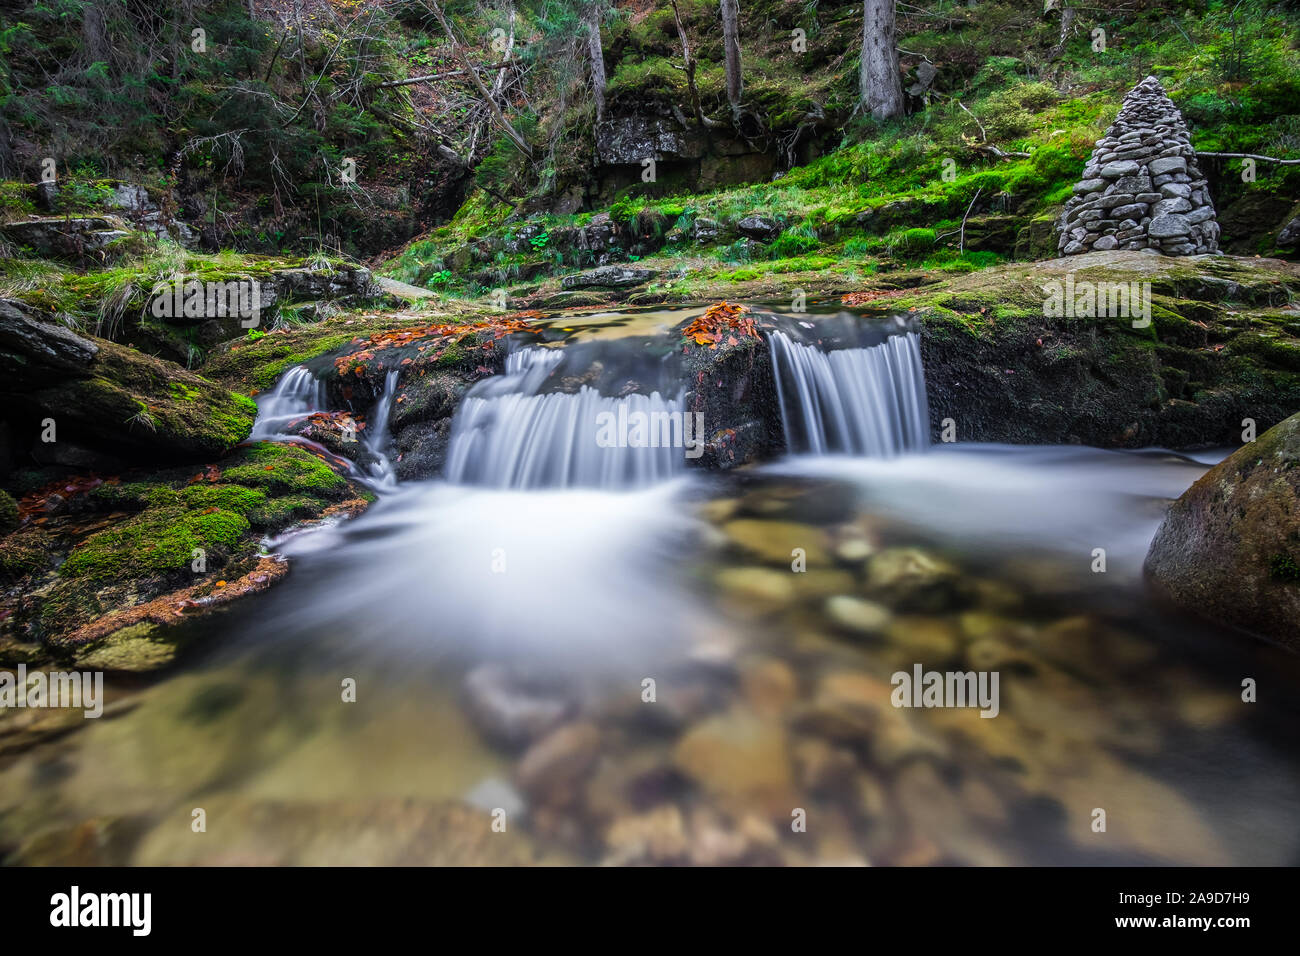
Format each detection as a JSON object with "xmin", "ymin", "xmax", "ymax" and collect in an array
[
  {"xmin": 360, "ymin": 369, "xmax": 400, "ymax": 491},
  {"xmin": 768, "ymin": 329, "xmax": 930, "ymax": 457},
  {"xmin": 444, "ymin": 346, "xmax": 689, "ymax": 490},
  {"xmin": 251, "ymin": 364, "xmax": 399, "ymax": 490},
  {"xmin": 250, "ymin": 365, "xmax": 324, "ymax": 441}
]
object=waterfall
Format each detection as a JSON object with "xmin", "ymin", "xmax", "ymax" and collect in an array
[
  {"xmin": 250, "ymin": 365, "xmax": 324, "ymax": 440},
  {"xmin": 768, "ymin": 329, "xmax": 930, "ymax": 457},
  {"xmin": 444, "ymin": 347, "xmax": 689, "ymax": 490},
  {"xmin": 361, "ymin": 369, "xmax": 400, "ymax": 491},
  {"xmin": 250, "ymin": 364, "xmax": 399, "ymax": 491}
]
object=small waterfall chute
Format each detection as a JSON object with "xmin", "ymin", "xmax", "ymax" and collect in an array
[
  {"xmin": 250, "ymin": 365, "xmax": 324, "ymax": 440},
  {"xmin": 444, "ymin": 347, "xmax": 690, "ymax": 490},
  {"xmin": 250, "ymin": 364, "xmax": 400, "ymax": 492},
  {"xmin": 768, "ymin": 328, "xmax": 929, "ymax": 457}
]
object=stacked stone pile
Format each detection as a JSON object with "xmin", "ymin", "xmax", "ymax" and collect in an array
[{"xmin": 1058, "ymin": 76, "xmax": 1219, "ymax": 256}]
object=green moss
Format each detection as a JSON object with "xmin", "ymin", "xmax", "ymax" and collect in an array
[
  {"xmin": 39, "ymin": 581, "xmax": 104, "ymax": 639},
  {"xmin": 61, "ymin": 506, "xmax": 250, "ymax": 581},
  {"xmin": 247, "ymin": 494, "xmax": 324, "ymax": 529},
  {"xmin": 179, "ymin": 484, "xmax": 269, "ymax": 516},
  {"xmin": 0, "ymin": 490, "xmax": 17, "ymax": 533},
  {"xmin": 1270, "ymin": 552, "xmax": 1300, "ymax": 583},
  {"xmin": 0, "ymin": 529, "xmax": 54, "ymax": 579},
  {"xmin": 220, "ymin": 443, "xmax": 348, "ymax": 498},
  {"xmin": 90, "ymin": 482, "xmax": 179, "ymax": 511}
]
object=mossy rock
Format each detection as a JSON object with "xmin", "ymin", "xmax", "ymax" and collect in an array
[
  {"xmin": 0, "ymin": 528, "xmax": 55, "ymax": 579},
  {"xmin": 61, "ymin": 506, "xmax": 249, "ymax": 582},
  {"xmin": 219, "ymin": 442, "xmax": 350, "ymax": 499},
  {"xmin": 38, "ymin": 580, "xmax": 106, "ymax": 639},
  {"xmin": 72, "ymin": 623, "xmax": 176, "ymax": 672},
  {"xmin": 0, "ymin": 490, "xmax": 17, "ymax": 533},
  {"xmin": 8, "ymin": 322, "xmax": 257, "ymax": 462},
  {"xmin": 1145, "ymin": 412, "xmax": 1300, "ymax": 649}
]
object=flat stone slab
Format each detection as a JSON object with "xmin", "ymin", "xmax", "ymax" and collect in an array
[{"xmin": 560, "ymin": 266, "xmax": 658, "ymax": 290}]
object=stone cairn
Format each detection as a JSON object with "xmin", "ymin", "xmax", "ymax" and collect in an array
[{"xmin": 1057, "ymin": 76, "xmax": 1219, "ymax": 257}]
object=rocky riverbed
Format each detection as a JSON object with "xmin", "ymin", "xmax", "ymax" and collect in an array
[{"xmin": 2, "ymin": 446, "xmax": 1299, "ymax": 866}]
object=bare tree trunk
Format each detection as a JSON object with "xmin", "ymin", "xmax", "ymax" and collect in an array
[
  {"xmin": 1046, "ymin": 1, "xmax": 1076, "ymax": 61},
  {"xmin": 469, "ymin": 5, "xmax": 515, "ymax": 158},
  {"xmin": 859, "ymin": 0, "xmax": 903, "ymax": 120},
  {"xmin": 670, "ymin": 0, "xmax": 721, "ymax": 128},
  {"xmin": 586, "ymin": 3, "xmax": 607, "ymax": 123},
  {"xmin": 720, "ymin": 0, "xmax": 743, "ymax": 114}
]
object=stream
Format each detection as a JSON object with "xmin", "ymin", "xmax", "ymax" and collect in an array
[{"xmin": 2, "ymin": 305, "xmax": 1299, "ymax": 866}]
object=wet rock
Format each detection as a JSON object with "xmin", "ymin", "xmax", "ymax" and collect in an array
[
  {"xmin": 790, "ymin": 568, "xmax": 856, "ymax": 600},
  {"xmin": 9, "ymin": 816, "xmax": 150, "ymax": 866},
  {"xmin": 515, "ymin": 722, "xmax": 602, "ymax": 805},
  {"xmin": 130, "ymin": 798, "xmax": 542, "ymax": 865},
  {"xmin": 72, "ymin": 623, "xmax": 176, "ymax": 672},
  {"xmin": 722, "ymin": 519, "xmax": 830, "ymax": 566},
  {"xmin": 1144, "ymin": 412, "xmax": 1300, "ymax": 648},
  {"xmin": 741, "ymin": 658, "xmax": 798, "ymax": 717},
  {"xmin": 463, "ymin": 776, "xmax": 527, "ymax": 818},
  {"xmin": 715, "ymin": 566, "xmax": 796, "ymax": 612},
  {"xmin": 865, "ymin": 547, "xmax": 966, "ymax": 612},
  {"xmin": 883, "ymin": 616, "xmax": 962, "ymax": 665},
  {"xmin": 461, "ymin": 665, "xmax": 573, "ymax": 750},
  {"xmin": 793, "ymin": 737, "xmax": 859, "ymax": 792},
  {"xmin": 673, "ymin": 708, "xmax": 795, "ymax": 817},
  {"xmin": 892, "ymin": 760, "xmax": 1018, "ymax": 865},
  {"xmin": 602, "ymin": 804, "xmax": 690, "ymax": 864},
  {"xmin": 833, "ymin": 532, "xmax": 877, "ymax": 563},
  {"xmin": 792, "ymin": 671, "xmax": 888, "ymax": 741},
  {"xmin": 560, "ymin": 265, "xmax": 657, "ymax": 290},
  {"xmin": 825, "ymin": 595, "xmax": 892, "ymax": 635}
]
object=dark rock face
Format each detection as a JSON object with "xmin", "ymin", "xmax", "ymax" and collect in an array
[
  {"xmin": 1144, "ymin": 413, "xmax": 1300, "ymax": 649},
  {"xmin": 590, "ymin": 113, "xmax": 778, "ymax": 200},
  {"xmin": 1058, "ymin": 77, "xmax": 1219, "ymax": 257},
  {"xmin": 0, "ymin": 299, "xmax": 100, "ymax": 387},
  {"xmin": 736, "ymin": 215, "xmax": 780, "ymax": 240},
  {"xmin": 105, "ymin": 183, "xmax": 198, "ymax": 247},
  {"xmin": 595, "ymin": 116, "xmax": 709, "ymax": 165},
  {"xmin": 1278, "ymin": 213, "xmax": 1300, "ymax": 248},
  {"xmin": 0, "ymin": 216, "xmax": 131, "ymax": 263},
  {"xmin": 683, "ymin": 333, "xmax": 784, "ymax": 470}
]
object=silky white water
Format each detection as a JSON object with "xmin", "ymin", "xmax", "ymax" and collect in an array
[
  {"xmin": 444, "ymin": 346, "xmax": 688, "ymax": 489},
  {"xmin": 768, "ymin": 329, "xmax": 930, "ymax": 456}
]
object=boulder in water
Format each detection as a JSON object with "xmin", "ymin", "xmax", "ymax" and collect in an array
[{"xmin": 1144, "ymin": 413, "xmax": 1300, "ymax": 648}]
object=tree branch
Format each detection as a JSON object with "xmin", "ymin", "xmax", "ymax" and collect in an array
[{"xmin": 1197, "ymin": 151, "xmax": 1300, "ymax": 166}]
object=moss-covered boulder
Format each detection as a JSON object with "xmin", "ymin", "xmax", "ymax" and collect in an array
[
  {"xmin": 1, "ymin": 299, "xmax": 256, "ymax": 466},
  {"xmin": 1144, "ymin": 413, "xmax": 1300, "ymax": 649},
  {"xmin": 0, "ymin": 442, "xmax": 372, "ymax": 658},
  {"xmin": 910, "ymin": 251, "xmax": 1300, "ymax": 447}
]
